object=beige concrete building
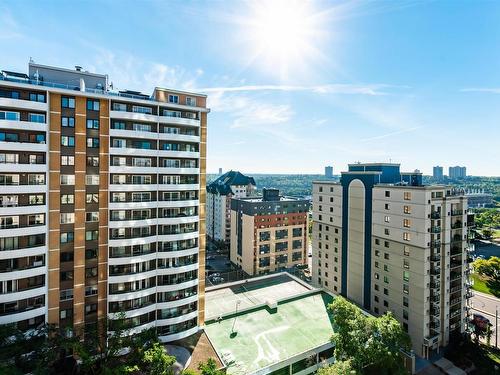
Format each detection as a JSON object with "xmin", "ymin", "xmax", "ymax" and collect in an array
[
  {"xmin": 312, "ymin": 163, "xmax": 474, "ymax": 358},
  {"xmin": 0, "ymin": 62, "xmax": 208, "ymax": 341},
  {"xmin": 230, "ymin": 188, "xmax": 309, "ymax": 276}
]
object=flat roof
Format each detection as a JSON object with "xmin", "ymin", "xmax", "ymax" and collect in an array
[
  {"xmin": 205, "ymin": 293, "xmax": 334, "ymax": 374},
  {"xmin": 204, "ymin": 274, "xmax": 335, "ymax": 374},
  {"xmin": 205, "ymin": 273, "xmax": 312, "ymax": 320}
]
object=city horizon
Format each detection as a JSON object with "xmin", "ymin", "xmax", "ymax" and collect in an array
[{"xmin": 1, "ymin": 0, "xmax": 500, "ymax": 176}]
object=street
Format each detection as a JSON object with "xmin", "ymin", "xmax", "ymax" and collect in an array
[{"xmin": 470, "ymin": 291, "xmax": 500, "ymax": 347}]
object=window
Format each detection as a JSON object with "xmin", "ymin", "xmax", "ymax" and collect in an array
[
  {"xmin": 403, "ymin": 284, "xmax": 409, "ymax": 294},
  {"xmin": 0, "ymin": 111, "xmax": 20, "ymax": 121},
  {"xmin": 403, "ymin": 219, "xmax": 411, "ymax": 228},
  {"xmin": 112, "ymin": 102, "xmax": 127, "ymax": 111},
  {"xmin": 86, "ymin": 193, "xmax": 99, "ymax": 203},
  {"xmin": 112, "ymin": 121, "xmax": 125, "ymax": 130},
  {"xmin": 132, "ymin": 105, "xmax": 152, "ymax": 114},
  {"xmin": 61, "ymin": 194, "xmax": 74, "ymax": 204},
  {"xmin": 374, "ymin": 295, "xmax": 379, "ymax": 303},
  {"xmin": 61, "ymin": 136, "xmax": 75, "ymax": 147},
  {"xmin": 60, "ymin": 213, "xmax": 75, "ymax": 224},
  {"xmin": 403, "ymin": 310, "xmax": 409, "ymax": 320},
  {"xmin": 29, "ymin": 113, "xmax": 45, "ymax": 123},
  {"xmin": 385, "ymin": 191, "xmax": 390, "ymax": 197},
  {"xmin": 403, "ymin": 259, "xmax": 410, "ymax": 269},
  {"xmin": 384, "ymin": 241, "xmax": 390, "ymax": 248},
  {"xmin": 60, "ymin": 175, "xmax": 75, "ymax": 185},
  {"xmin": 86, "ymin": 119, "xmax": 99, "ymax": 129},
  {"xmin": 384, "ymin": 264, "xmax": 389, "ymax": 272},
  {"xmin": 28, "ymin": 195, "xmax": 44, "ymax": 205},
  {"xmin": 86, "ymin": 175, "xmax": 99, "ymax": 185},
  {"xmin": 383, "ymin": 300, "xmax": 389, "ymax": 307},
  {"xmin": 403, "ymin": 246, "xmax": 410, "ymax": 256},
  {"xmin": 403, "ymin": 296, "xmax": 409, "ymax": 307},
  {"xmin": 86, "ymin": 230, "xmax": 98, "ymax": 241},
  {"xmin": 87, "ymin": 156, "xmax": 99, "ymax": 167},
  {"xmin": 375, "ymin": 238, "xmax": 380, "ymax": 245},
  {"xmin": 60, "ymin": 309, "xmax": 73, "ymax": 319},
  {"xmin": 61, "ymin": 155, "xmax": 74, "ymax": 166},
  {"xmin": 384, "ymin": 276, "xmax": 389, "ymax": 283},
  {"xmin": 29, "ymin": 93, "xmax": 45, "ymax": 102},
  {"xmin": 85, "ymin": 303, "xmax": 97, "ymax": 315},
  {"xmin": 60, "ymin": 289, "xmax": 74, "ymax": 301},
  {"xmin": 404, "ymin": 192, "xmax": 411, "ymax": 200},
  {"xmin": 60, "ymin": 232, "xmax": 74, "ymax": 243},
  {"xmin": 87, "ymin": 137, "xmax": 99, "ymax": 148},
  {"xmin": 132, "ymin": 123, "xmax": 151, "ymax": 132},
  {"xmin": 28, "ymin": 174, "xmax": 45, "ymax": 185},
  {"xmin": 61, "ymin": 97, "xmax": 75, "ymax": 109},
  {"xmin": 404, "ymin": 205, "xmax": 411, "ymax": 214},
  {"xmin": 384, "ymin": 253, "xmax": 389, "ymax": 260},
  {"xmin": 384, "ymin": 216, "xmax": 390, "ymax": 223},
  {"xmin": 85, "ymin": 267, "xmax": 98, "ymax": 278},
  {"xmin": 403, "ymin": 271, "xmax": 410, "ymax": 282},
  {"xmin": 60, "ymin": 252, "xmax": 73, "ymax": 262},
  {"xmin": 374, "ymin": 273, "xmax": 379, "ymax": 280},
  {"xmin": 60, "ymin": 271, "xmax": 74, "ymax": 281},
  {"xmin": 385, "ymin": 203, "xmax": 390, "ymax": 210},
  {"xmin": 186, "ymin": 97, "xmax": 196, "ymax": 106},
  {"xmin": 86, "ymin": 212, "xmax": 99, "ymax": 222},
  {"xmin": 61, "ymin": 117, "xmax": 75, "ymax": 127},
  {"xmin": 384, "ymin": 228, "xmax": 390, "ymax": 235},
  {"xmin": 403, "ymin": 232, "xmax": 411, "ymax": 241},
  {"xmin": 168, "ymin": 94, "xmax": 179, "ymax": 104},
  {"xmin": 383, "ymin": 288, "xmax": 389, "ymax": 296},
  {"xmin": 375, "ymin": 261, "xmax": 379, "ymax": 268},
  {"xmin": 87, "ymin": 99, "xmax": 100, "ymax": 111}
]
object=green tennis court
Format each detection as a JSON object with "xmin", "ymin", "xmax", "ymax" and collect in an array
[
  {"xmin": 205, "ymin": 292, "xmax": 335, "ymax": 374},
  {"xmin": 205, "ymin": 274, "xmax": 311, "ymax": 320}
]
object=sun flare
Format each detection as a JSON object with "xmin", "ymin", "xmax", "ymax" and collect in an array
[{"xmin": 244, "ymin": 0, "xmax": 325, "ymax": 79}]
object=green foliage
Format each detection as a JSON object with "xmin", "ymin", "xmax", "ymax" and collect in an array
[
  {"xmin": 328, "ymin": 296, "xmax": 411, "ymax": 374},
  {"xmin": 181, "ymin": 370, "xmax": 200, "ymax": 375},
  {"xmin": 142, "ymin": 342, "xmax": 176, "ymax": 375},
  {"xmin": 474, "ymin": 208, "xmax": 500, "ymax": 231},
  {"xmin": 197, "ymin": 358, "xmax": 224, "ymax": 375},
  {"xmin": 317, "ymin": 360, "xmax": 357, "ymax": 375},
  {"xmin": 473, "ymin": 257, "xmax": 500, "ymax": 296}
]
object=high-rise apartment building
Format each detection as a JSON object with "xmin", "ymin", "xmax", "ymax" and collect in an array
[
  {"xmin": 312, "ymin": 163, "xmax": 473, "ymax": 358},
  {"xmin": 449, "ymin": 166, "xmax": 466, "ymax": 180},
  {"xmin": 324, "ymin": 166, "xmax": 333, "ymax": 178},
  {"xmin": 206, "ymin": 170, "xmax": 255, "ymax": 244},
  {"xmin": 230, "ymin": 188, "xmax": 309, "ymax": 275},
  {"xmin": 433, "ymin": 166, "xmax": 443, "ymax": 181},
  {"xmin": 0, "ymin": 62, "xmax": 208, "ymax": 342}
]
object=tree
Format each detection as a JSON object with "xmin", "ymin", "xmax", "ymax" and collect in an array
[
  {"xmin": 197, "ymin": 358, "xmax": 224, "ymax": 375},
  {"xmin": 328, "ymin": 297, "xmax": 411, "ymax": 374},
  {"xmin": 142, "ymin": 342, "xmax": 176, "ymax": 375},
  {"xmin": 473, "ymin": 257, "xmax": 500, "ymax": 296},
  {"xmin": 317, "ymin": 360, "xmax": 357, "ymax": 375}
]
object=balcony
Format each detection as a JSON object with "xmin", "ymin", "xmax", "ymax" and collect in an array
[
  {"xmin": 431, "ymin": 307, "xmax": 440, "ymax": 316},
  {"xmin": 431, "ymin": 211, "xmax": 441, "ymax": 219},
  {"xmin": 430, "ymin": 226, "xmax": 441, "ymax": 233},
  {"xmin": 450, "ymin": 273, "xmax": 462, "ymax": 281},
  {"xmin": 431, "ymin": 267, "xmax": 441, "ymax": 275},
  {"xmin": 451, "ymin": 210, "xmax": 463, "ymax": 216},
  {"xmin": 431, "ymin": 241, "xmax": 441, "ymax": 249},
  {"xmin": 0, "ymin": 97, "xmax": 47, "ymax": 112},
  {"xmin": 450, "ymin": 298, "xmax": 461, "ymax": 306},
  {"xmin": 451, "ymin": 221, "xmax": 462, "ymax": 230},
  {"xmin": 430, "ymin": 254, "xmax": 440, "ymax": 262}
]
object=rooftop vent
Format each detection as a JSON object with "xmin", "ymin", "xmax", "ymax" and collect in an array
[{"xmin": 75, "ymin": 66, "xmax": 82, "ymax": 72}]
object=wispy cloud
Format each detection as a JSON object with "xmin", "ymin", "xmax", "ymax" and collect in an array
[
  {"xmin": 461, "ymin": 88, "xmax": 500, "ymax": 94},
  {"xmin": 360, "ymin": 126, "xmax": 422, "ymax": 142},
  {"xmin": 199, "ymin": 83, "xmax": 404, "ymax": 96}
]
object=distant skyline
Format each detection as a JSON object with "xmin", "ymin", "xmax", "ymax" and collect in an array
[{"xmin": 1, "ymin": 0, "xmax": 499, "ymax": 176}]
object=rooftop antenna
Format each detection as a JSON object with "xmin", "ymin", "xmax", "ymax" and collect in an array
[{"xmin": 29, "ymin": 57, "xmax": 34, "ymax": 64}]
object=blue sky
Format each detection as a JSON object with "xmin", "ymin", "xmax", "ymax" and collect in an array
[{"xmin": 1, "ymin": 0, "xmax": 499, "ymax": 176}]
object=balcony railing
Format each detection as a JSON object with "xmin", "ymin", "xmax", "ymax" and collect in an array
[
  {"xmin": 451, "ymin": 210, "xmax": 463, "ymax": 216},
  {"xmin": 431, "ymin": 211, "xmax": 441, "ymax": 219}
]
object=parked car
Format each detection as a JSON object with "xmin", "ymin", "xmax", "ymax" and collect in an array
[{"xmin": 472, "ymin": 314, "xmax": 491, "ymax": 331}]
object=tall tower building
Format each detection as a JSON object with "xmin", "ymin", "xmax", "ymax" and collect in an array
[
  {"xmin": 449, "ymin": 166, "xmax": 466, "ymax": 179},
  {"xmin": 312, "ymin": 163, "xmax": 473, "ymax": 358},
  {"xmin": 433, "ymin": 166, "xmax": 443, "ymax": 181},
  {"xmin": 0, "ymin": 62, "xmax": 208, "ymax": 341},
  {"xmin": 206, "ymin": 170, "xmax": 255, "ymax": 244}
]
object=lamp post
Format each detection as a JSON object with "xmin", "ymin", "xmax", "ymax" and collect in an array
[{"xmin": 231, "ymin": 300, "xmax": 242, "ymax": 336}]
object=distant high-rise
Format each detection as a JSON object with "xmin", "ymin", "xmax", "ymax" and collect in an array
[
  {"xmin": 218, "ymin": 167, "xmax": 222, "ymax": 175},
  {"xmin": 324, "ymin": 165, "xmax": 333, "ymax": 178},
  {"xmin": 433, "ymin": 166, "xmax": 444, "ymax": 181},
  {"xmin": 449, "ymin": 166, "xmax": 467, "ymax": 179}
]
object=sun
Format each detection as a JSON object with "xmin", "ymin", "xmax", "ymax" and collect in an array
[{"xmin": 243, "ymin": 0, "xmax": 326, "ymax": 80}]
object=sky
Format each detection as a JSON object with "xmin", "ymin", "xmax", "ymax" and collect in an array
[{"xmin": 1, "ymin": 0, "xmax": 499, "ymax": 176}]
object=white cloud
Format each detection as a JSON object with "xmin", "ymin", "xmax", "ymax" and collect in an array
[
  {"xmin": 461, "ymin": 88, "xmax": 500, "ymax": 94},
  {"xmin": 198, "ymin": 83, "xmax": 401, "ymax": 96}
]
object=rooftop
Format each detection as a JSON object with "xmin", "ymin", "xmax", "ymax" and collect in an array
[
  {"xmin": 207, "ymin": 170, "xmax": 256, "ymax": 196},
  {"xmin": 204, "ymin": 274, "xmax": 335, "ymax": 374}
]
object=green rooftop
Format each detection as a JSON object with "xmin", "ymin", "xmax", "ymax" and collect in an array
[{"xmin": 204, "ymin": 275, "xmax": 335, "ymax": 374}]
